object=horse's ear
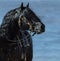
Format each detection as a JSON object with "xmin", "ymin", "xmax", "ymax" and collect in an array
[
  {"xmin": 26, "ymin": 3, "xmax": 29, "ymax": 8},
  {"xmin": 21, "ymin": 2, "xmax": 23, "ymax": 9}
]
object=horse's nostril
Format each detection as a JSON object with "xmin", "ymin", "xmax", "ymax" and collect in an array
[{"xmin": 41, "ymin": 24, "xmax": 45, "ymax": 32}]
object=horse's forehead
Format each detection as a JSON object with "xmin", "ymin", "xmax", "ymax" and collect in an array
[
  {"xmin": 23, "ymin": 8, "xmax": 31, "ymax": 13},
  {"xmin": 23, "ymin": 9, "xmax": 28, "ymax": 13}
]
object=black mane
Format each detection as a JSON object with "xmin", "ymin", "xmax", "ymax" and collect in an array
[{"xmin": 0, "ymin": 7, "xmax": 21, "ymax": 38}]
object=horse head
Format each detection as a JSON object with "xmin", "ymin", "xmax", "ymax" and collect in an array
[{"xmin": 18, "ymin": 3, "xmax": 45, "ymax": 34}]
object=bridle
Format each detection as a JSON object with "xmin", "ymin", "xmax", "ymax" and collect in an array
[{"xmin": 18, "ymin": 12, "xmax": 37, "ymax": 36}]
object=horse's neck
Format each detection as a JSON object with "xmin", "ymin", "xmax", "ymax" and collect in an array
[
  {"xmin": 0, "ymin": 20, "xmax": 19, "ymax": 40},
  {"xmin": 0, "ymin": 7, "xmax": 21, "ymax": 39},
  {"xmin": 8, "ymin": 21, "xmax": 20, "ymax": 40},
  {"xmin": 3, "ymin": 7, "xmax": 20, "ymax": 24}
]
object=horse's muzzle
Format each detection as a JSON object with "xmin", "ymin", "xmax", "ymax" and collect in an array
[
  {"xmin": 34, "ymin": 23, "xmax": 45, "ymax": 34},
  {"xmin": 40, "ymin": 24, "xmax": 45, "ymax": 33}
]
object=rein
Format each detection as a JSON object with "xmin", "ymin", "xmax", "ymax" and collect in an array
[{"xmin": 5, "ymin": 30, "xmax": 30, "ymax": 46}]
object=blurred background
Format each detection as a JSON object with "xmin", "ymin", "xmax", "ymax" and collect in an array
[{"xmin": 0, "ymin": 0, "xmax": 60, "ymax": 61}]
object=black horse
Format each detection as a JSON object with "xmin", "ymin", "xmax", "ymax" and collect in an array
[{"xmin": 0, "ymin": 3, "xmax": 45, "ymax": 61}]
